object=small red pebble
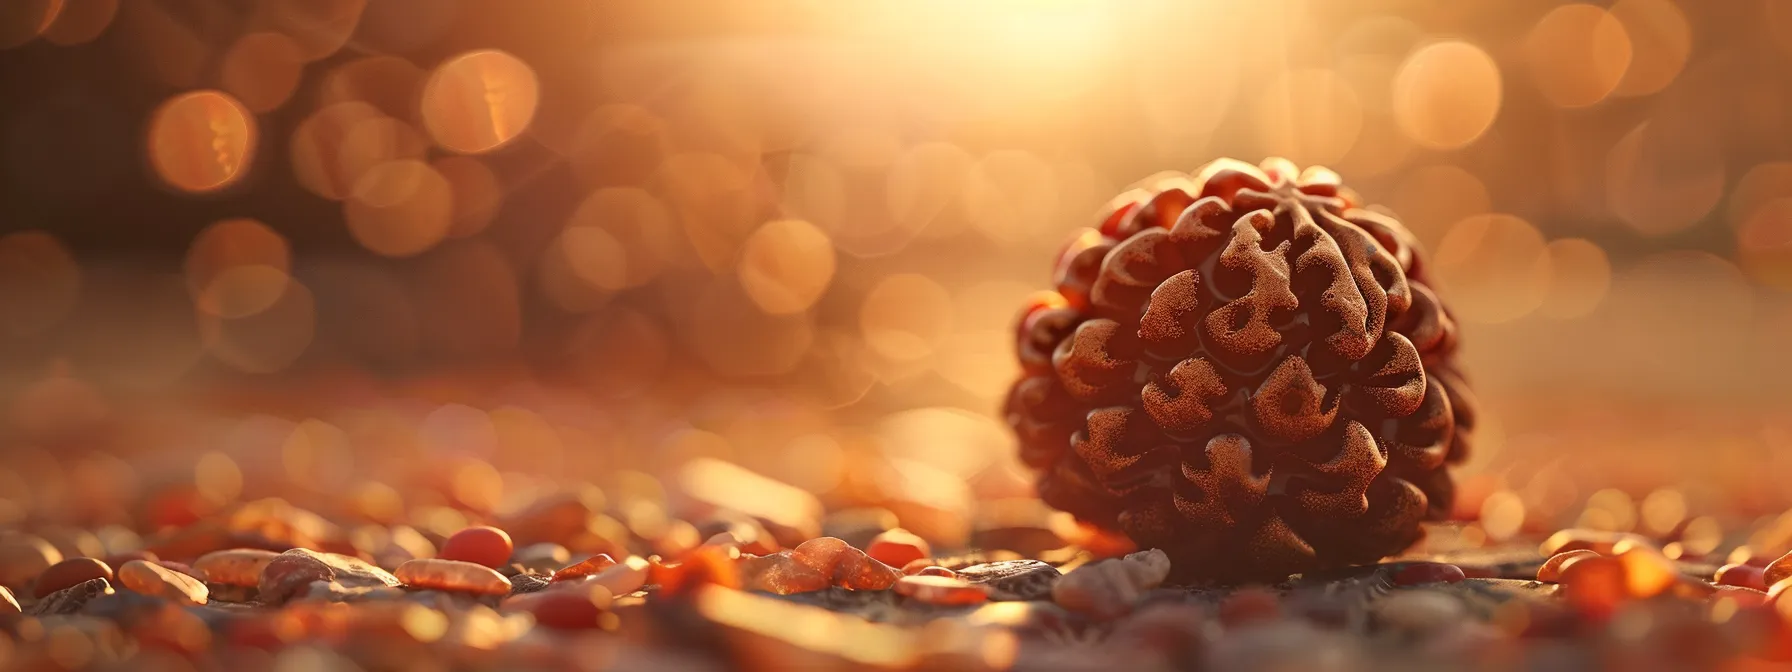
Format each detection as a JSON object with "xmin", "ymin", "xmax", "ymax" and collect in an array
[
  {"xmin": 439, "ymin": 526, "xmax": 515, "ymax": 569},
  {"xmin": 1559, "ymin": 556, "xmax": 1626, "ymax": 620},
  {"xmin": 553, "ymin": 554, "xmax": 618, "ymax": 582},
  {"xmin": 1393, "ymin": 562, "xmax": 1466, "ymax": 586},
  {"xmin": 1218, "ymin": 588, "xmax": 1281, "ymax": 628},
  {"xmin": 916, "ymin": 566, "xmax": 956, "ymax": 578},
  {"xmin": 1717, "ymin": 564, "xmax": 1769, "ymax": 591},
  {"xmin": 894, "ymin": 575, "xmax": 988, "ymax": 606},
  {"xmin": 528, "ymin": 587, "xmax": 613, "ymax": 630},
  {"xmin": 36, "ymin": 557, "xmax": 115, "ymax": 598},
  {"xmin": 866, "ymin": 529, "xmax": 930, "ymax": 569},
  {"xmin": 1537, "ymin": 550, "xmax": 1601, "ymax": 583}
]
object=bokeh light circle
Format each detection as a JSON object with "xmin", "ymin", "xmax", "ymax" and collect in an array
[
  {"xmin": 148, "ymin": 91, "xmax": 256, "ymax": 193},
  {"xmin": 1609, "ymin": 0, "xmax": 1690, "ymax": 97},
  {"xmin": 1537, "ymin": 238, "xmax": 1612, "ymax": 319},
  {"xmin": 860, "ymin": 273, "xmax": 954, "ymax": 361},
  {"xmin": 1392, "ymin": 41, "xmax": 1503, "ymax": 150},
  {"xmin": 221, "ymin": 32, "xmax": 305, "ymax": 113},
  {"xmin": 344, "ymin": 159, "xmax": 453, "ymax": 257},
  {"xmin": 41, "ymin": 0, "xmax": 117, "ymax": 46},
  {"xmin": 184, "ymin": 218, "xmax": 291, "ymax": 318},
  {"xmin": 738, "ymin": 219, "xmax": 837, "ymax": 315},
  {"xmin": 1524, "ymin": 4, "xmax": 1634, "ymax": 108},
  {"xmin": 1433, "ymin": 214, "xmax": 1549, "ymax": 324},
  {"xmin": 421, "ymin": 50, "xmax": 540, "ymax": 154}
]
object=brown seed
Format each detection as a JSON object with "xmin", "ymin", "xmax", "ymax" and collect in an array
[
  {"xmin": 394, "ymin": 558, "xmax": 513, "ymax": 596},
  {"xmin": 895, "ymin": 575, "xmax": 990, "ymax": 606},
  {"xmin": 0, "ymin": 585, "xmax": 18, "ymax": 614},
  {"xmin": 1536, "ymin": 550, "xmax": 1602, "ymax": 583},
  {"xmin": 0, "ymin": 534, "xmax": 63, "ymax": 588},
  {"xmin": 35, "ymin": 557, "xmax": 115, "ymax": 598},
  {"xmin": 194, "ymin": 549, "xmax": 281, "ymax": 587},
  {"xmin": 552, "ymin": 554, "xmax": 617, "ymax": 582},
  {"xmin": 866, "ymin": 528, "xmax": 930, "ymax": 569},
  {"xmin": 119, "ymin": 559, "xmax": 209, "ymax": 605},
  {"xmin": 1717, "ymin": 564, "xmax": 1769, "ymax": 591}
]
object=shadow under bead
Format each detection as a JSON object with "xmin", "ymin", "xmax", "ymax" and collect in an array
[{"xmin": 1005, "ymin": 157, "xmax": 1475, "ymax": 583}]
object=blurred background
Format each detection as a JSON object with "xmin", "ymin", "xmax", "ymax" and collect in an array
[{"xmin": 2, "ymin": 0, "xmax": 1791, "ymax": 551}]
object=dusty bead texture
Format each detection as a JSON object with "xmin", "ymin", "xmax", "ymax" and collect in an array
[{"xmin": 1005, "ymin": 157, "xmax": 1474, "ymax": 582}]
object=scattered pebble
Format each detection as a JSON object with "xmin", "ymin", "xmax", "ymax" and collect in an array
[
  {"xmin": 895, "ymin": 575, "xmax": 990, "ymax": 606},
  {"xmin": 956, "ymin": 559, "xmax": 1061, "ymax": 601},
  {"xmin": 1051, "ymin": 549, "xmax": 1170, "ymax": 620},
  {"xmin": 553, "ymin": 554, "xmax": 617, "ymax": 582},
  {"xmin": 0, "ymin": 534, "xmax": 62, "ymax": 588},
  {"xmin": 440, "ymin": 527, "xmax": 515, "ymax": 569},
  {"xmin": 1537, "ymin": 550, "xmax": 1602, "ymax": 583},
  {"xmin": 1713, "ymin": 566, "xmax": 1770, "ymax": 591},
  {"xmin": 258, "ymin": 548, "xmax": 400, "ymax": 606},
  {"xmin": 35, "ymin": 557, "xmax": 115, "ymax": 598},
  {"xmin": 194, "ymin": 549, "xmax": 280, "ymax": 587},
  {"xmin": 867, "ymin": 528, "xmax": 931, "ymax": 569},
  {"xmin": 30, "ymin": 577, "xmax": 113, "ymax": 615},
  {"xmin": 526, "ymin": 585, "xmax": 614, "ymax": 629},
  {"xmin": 118, "ymin": 559, "xmax": 209, "ymax": 605},
  {"xmin": 395, "ymin": 559, "xmax": 514, "ymax": 596}
]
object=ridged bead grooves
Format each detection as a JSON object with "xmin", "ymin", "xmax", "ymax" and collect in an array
[{"xmin": 1004, "ymin": 157, "xmax": 1476, "ymax": 583}]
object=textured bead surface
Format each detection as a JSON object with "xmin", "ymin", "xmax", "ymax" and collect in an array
[{"xmin": 1005, "ymin": 158, "xmax": 1475, "ymax": 582}]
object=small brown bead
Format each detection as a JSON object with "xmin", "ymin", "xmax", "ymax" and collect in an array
[
  {"xmin": 1536, "ymin": 550, "xmax": 1602, "ymax": 583},
  {"xmin": 35, "ymin": 557, "xmax": 114, "ymax": 598}
]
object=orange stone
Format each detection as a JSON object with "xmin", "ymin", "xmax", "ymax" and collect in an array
[
  {"xmin": 553, "ymin": 554, "xmax": 619, "ymax": 583},
  {"xmin": 193, "ymin": 549, "xmax": 280, "ymax": 587},
  {"xmin": 394, "ymin": 559, "xmax": 512, "ymax": 596},
  {"xmin": 439, "ymin": 526, "xmax": 515, "ymax": 569},
  {"xmin": 118, "ymin": 559, "xmax": 209, "ymax": 605},
  {"xmin": 895, "ymin": 575, "xmax": 989, "ymax": 606},
  {"xmin": 1540, "ymin": 529, "xmax": 1649, "ymax": 557},
  {"xmin": 1536, "ymin": 550, "xmax": 1601, "ymax": 583},
  {"xmin": 916, "ymin": 566, "xmax": 957, "ymax": 578},
  {"xmin": 1559, "ymin": 556, "xmax": 1626, "ymax": 620},
  {"xmin": 1766, "ymin": 552, "xmax": 1792, "ymax": 589},
  {"xmin": 527, "ymin": 585, "xmax": 613, "ymax": 630},
  {"xmin": 1716, "ymin": 563, "xmax": 1769, "ymax": 591},
  {"xmin": 1616, "ymin": 546, "xmax": 1680, "ymax": 598},
  {"xmin": 866, "ymin": 529, "xmax": 930, "ymax": 569},
  {"xmin": 35, "ymin": 557, "xmax": 114, "ymax": 598}
]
